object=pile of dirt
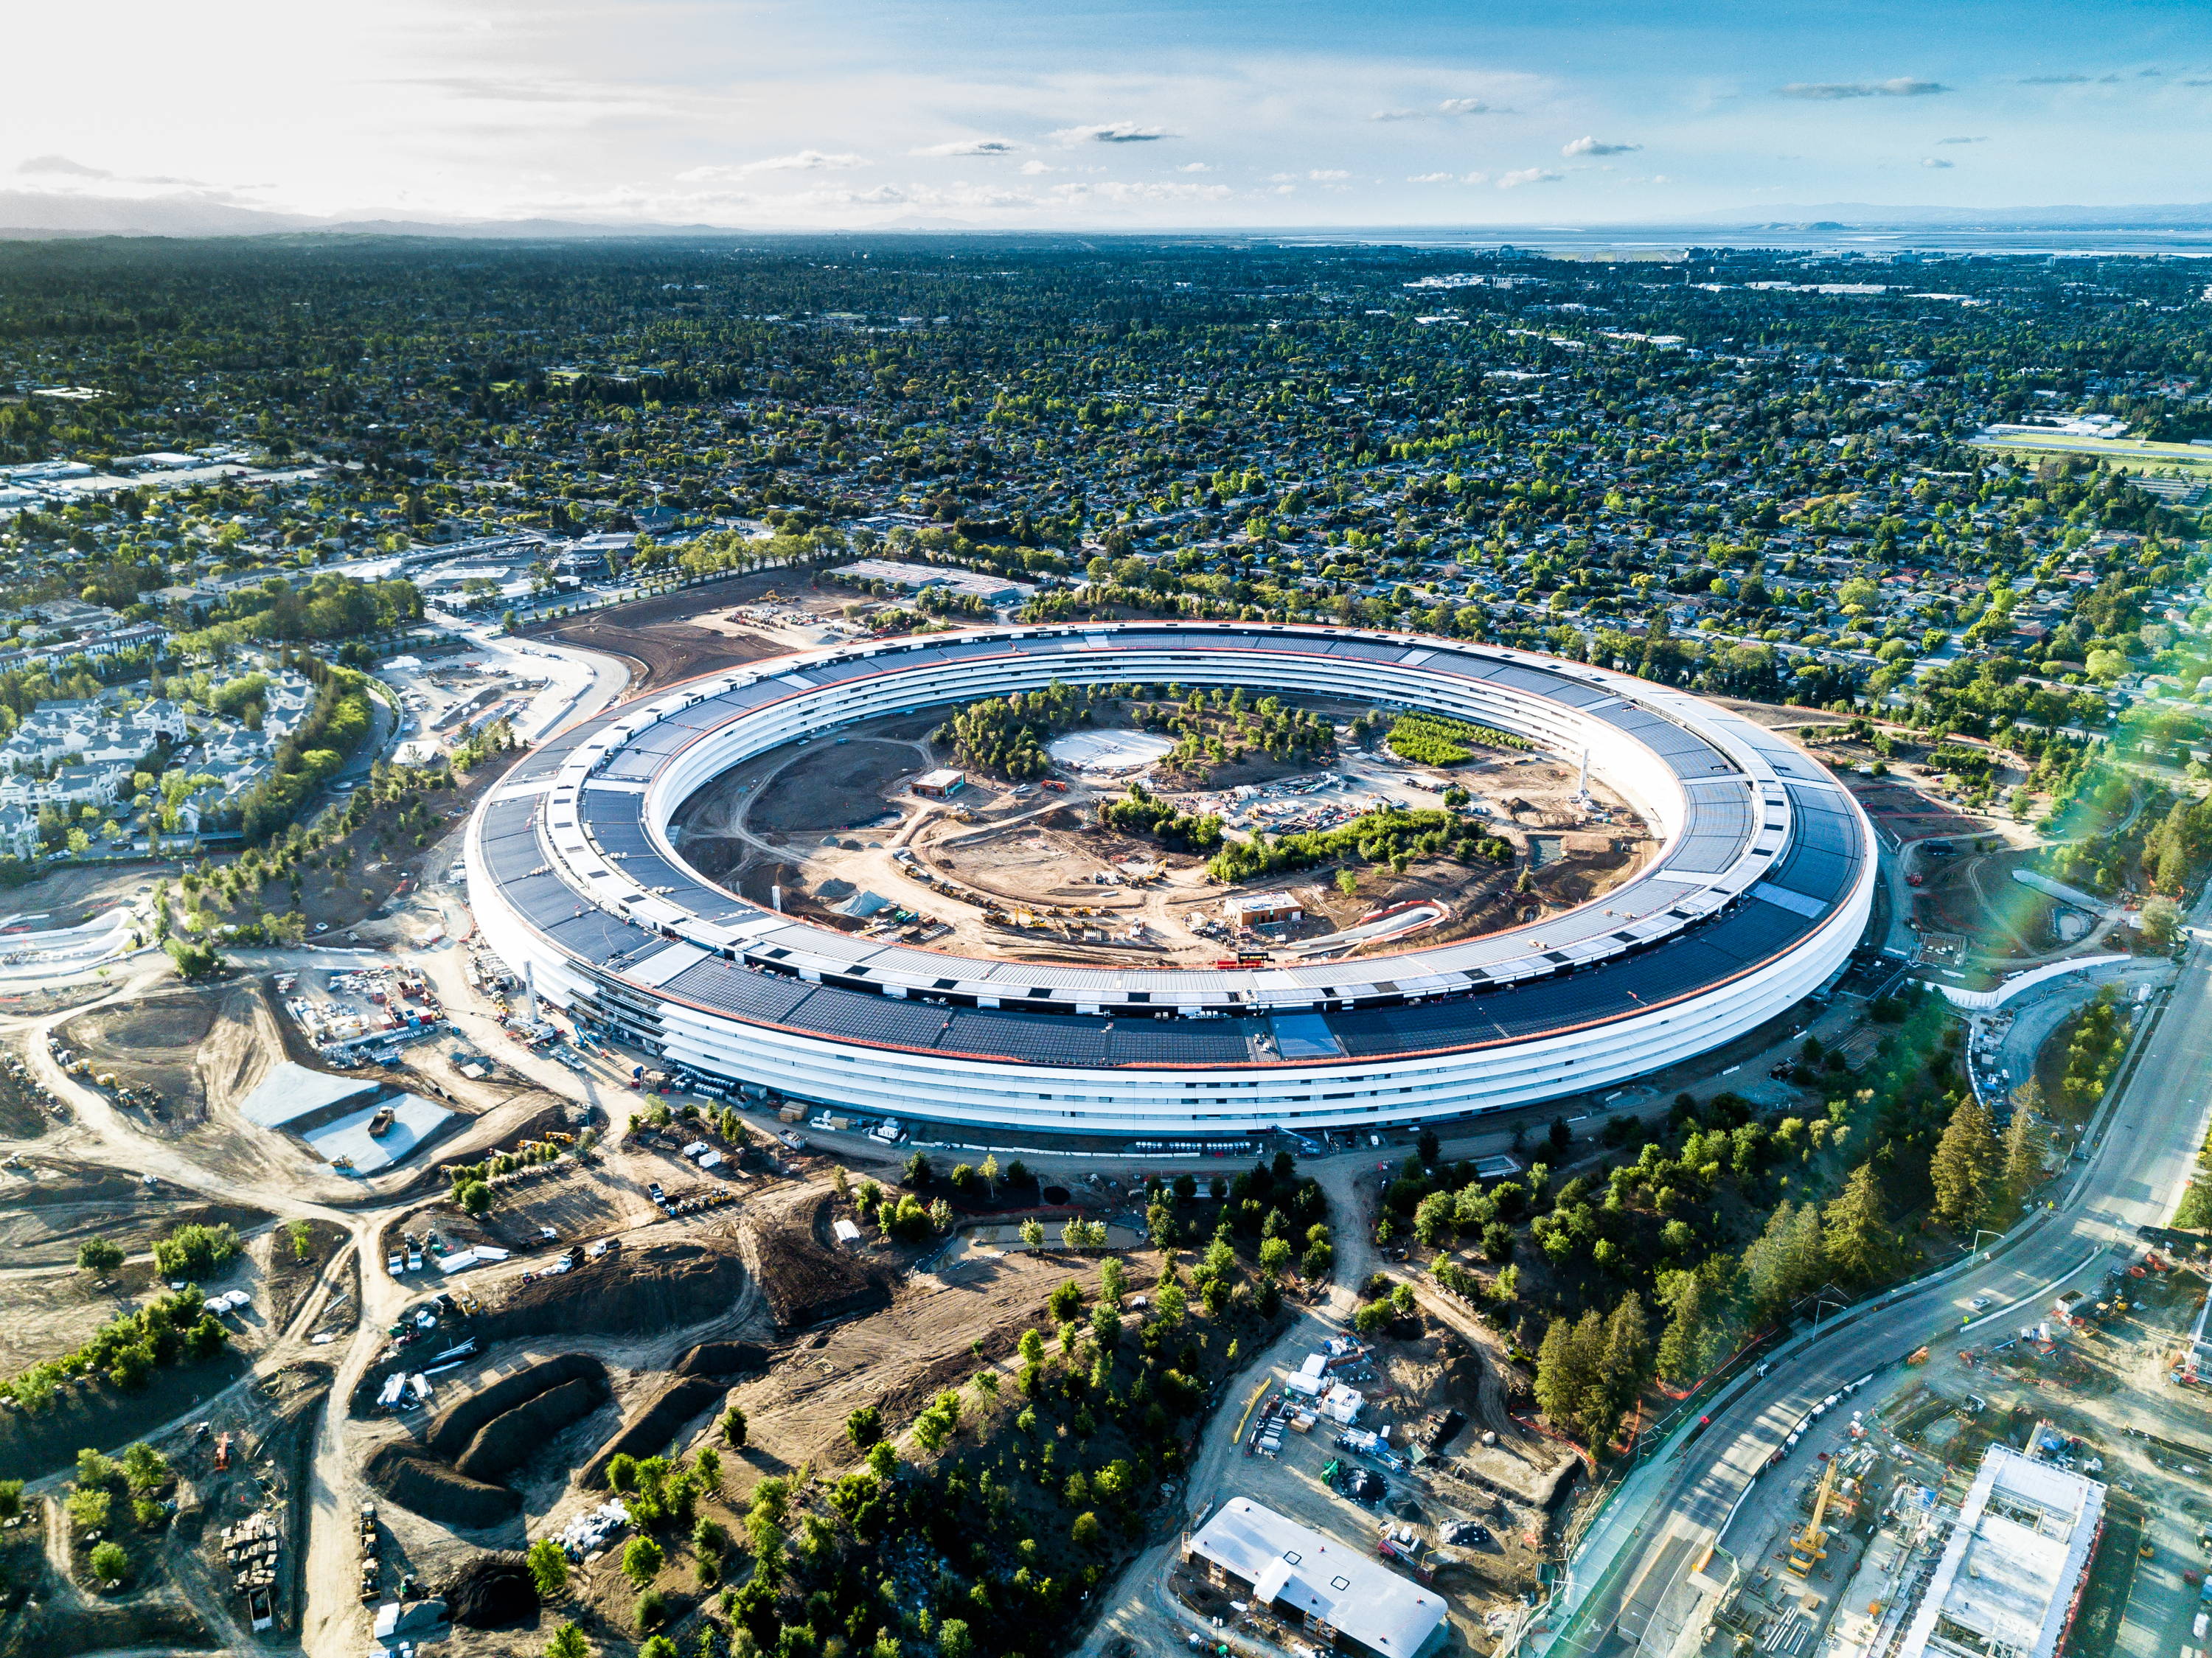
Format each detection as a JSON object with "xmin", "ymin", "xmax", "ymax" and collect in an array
[
  {"xmin": 672, "ymin": 1341, "xmax": 769, "ymax": 1378},
  {"xmin": 364, "ymin": 1442, "xmax": 518, "ymax": 1529},
  {"xmin": 439, "ymin": 1551, "xmax": 540, "ymax": 1629},
  {"xmin": 476, "ymin": 1240, "xmax": 748, "ymax": 1342},
  {"xmin": 422, "ymin": 1354, "xmax": 606, "ymax": 1457},
  {"xmin": 740, "ymin": 1193, "xmax": 892, "ymax": 1329},
  {"xmin": 455, "ymin": 1376, "xmax": 608, "ymax": 1481},
  {"xmin": 368, "ymin": 1354, "xmax": 614, "ymax": 1525},
  {"xmin": 582, "ymin": 1377, "xmax": 730, "ymax": 1488}
]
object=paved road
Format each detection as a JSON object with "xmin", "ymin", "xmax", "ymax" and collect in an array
[{"xmin": 1537, "ymin": 891, "xmax": 2212, "ymax": 1658}]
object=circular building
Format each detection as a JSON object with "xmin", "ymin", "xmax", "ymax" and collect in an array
[{"xmin": 466, "ymin": 621, "xmax": 1874, "ymax": 1138}]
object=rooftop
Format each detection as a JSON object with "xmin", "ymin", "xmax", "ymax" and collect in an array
[
  {"xmin": 1896, "ymin": 1445, "xmax": 2105, "ymax": 1658},
  {"xmin": 1186, "ymin": 1499, "xmax": 1447, "ymax": 1658}
]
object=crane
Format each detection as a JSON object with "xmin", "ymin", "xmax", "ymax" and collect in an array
[{"xmin": 1787, "ymin": 1460, "xmax": 1838, "ymax": 1578}]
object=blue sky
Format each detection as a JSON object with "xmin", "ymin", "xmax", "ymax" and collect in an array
[{"xmin": 6, "ymin": 0, "xmax": 2209, "ymax": 226}]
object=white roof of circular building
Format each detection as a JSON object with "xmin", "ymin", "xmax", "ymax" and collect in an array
[{"xmin": 467, "ymin": 621, "xmax": 1872, "ymax": 1083}]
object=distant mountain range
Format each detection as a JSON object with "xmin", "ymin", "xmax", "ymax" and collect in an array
[
  {"xmin": 1, "ymin": 187, "xmax": 2209, "ymax": 241},
  {"xmin": 1690, "ymin": 201, "xmax": 2212, "ymax": 229}
]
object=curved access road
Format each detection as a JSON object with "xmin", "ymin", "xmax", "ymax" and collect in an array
[{"xmin": 1536, "ymin": 899, "xmax": 2212, "ymax": 1658}]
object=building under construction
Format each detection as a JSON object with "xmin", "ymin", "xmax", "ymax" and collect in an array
[{"xmin": 1893, "ymin": 1444, "xmax": 2105, "ymax": 1658}]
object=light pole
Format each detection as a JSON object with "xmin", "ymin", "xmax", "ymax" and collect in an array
[{"xmin": 1969, "ymin": 1228, "xmax": 2003, "ymax": 1261}]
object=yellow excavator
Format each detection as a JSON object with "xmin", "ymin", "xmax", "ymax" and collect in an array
[{"xmin": 1787, "ymin": 1460, "xmax": 1840, "ymax": 1578}]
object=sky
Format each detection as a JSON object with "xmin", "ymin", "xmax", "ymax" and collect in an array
[{"xmin": 5, "ymin": 0, "xmax": 2211, "ymax": 231}]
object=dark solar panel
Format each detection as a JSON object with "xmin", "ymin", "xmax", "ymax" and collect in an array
[
  {"xmin": 1697, "ymin": 902, "xmax": 1815, "ymax": 964},
  {"xmin": 484, "ymin": 832, "xmax": 549, "ymax": 886},
  {"xmin": 546, "ymin": 908, "xmax": 655, "ymax": 964},
  {"xmin": 939, "ymin": 1011, "xmax": 1108, "ymax": 1065},
  {"xmin": 663, "ymin": 961, "xmax": 816, "ymax": 1022},
  {"xmin": 506, "ymin": 870, "xmax": 588, "ymax": 928},
  {"xmin": 796, "ymin": 991, "xmax": 953, "ymax": 1048},
  {"xmin": 1105, "ymin": 1022, "xmax": 1253, "ymax": 1065}
]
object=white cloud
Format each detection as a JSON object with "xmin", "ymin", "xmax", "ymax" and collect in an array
[
  {"xmin": 1562, "ymin": 135, "xmax": 1640, "ymax": 156},
  {"xmin": 1496, "ymin": 167, "xmax": 1561, "ymax": 187},
  {"xmin": 1308, "ymin": 168, "xmax": 1349, "ymax": 181},
  {"xmin": 1408, "ymin": 172, "xmax": 1457, "ymax": 183},
  {"xmin": 1935, "ymin": 135, "xmax": 1986, "ymax": 144},
  {"xmin": 912, "ymin": 138, "xmax": 1017, "ymax": 157},
  {"xmin": 1775, "ymin": 77, "xmax": 1949, "ymax": 99},
  {"xmin": 1018, "ymin": 159, "xmax": 1060, "ymax": 175},
  {"xmin": 1175, "ymin": 161, "xmax": 1212, "ymax": 173},
  {"xmin": 1049, "ymin": 178, "xmax": 1231, "ymax": 202},
  {"xmin": 1920, "ymin": 156, "xmax": 1954, "ymax": 167},
  {"xmin": 1048, "ymin": 122, "xmax": 1170, "ymax": 144},
  {"xmin": 1368, "ymin": 108, "xmax": 1422, "ymax": 122},
  {"xmin": 1438, "ymin": 98, "xmax": 1495, "ymax": 115},
  {"xmin": 18, "ymin": 154, "xmax": 112, "ymax": 178},
  {"xmin": 681, "ymin": 150, "xmax": 870, "ymax": 181}
]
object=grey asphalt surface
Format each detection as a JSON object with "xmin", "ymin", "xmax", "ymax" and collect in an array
[{"xmin": 1542, "ymin": 901, "xmax": 2212, "ymax": 1658}]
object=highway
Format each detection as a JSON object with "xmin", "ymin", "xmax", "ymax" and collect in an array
[{"xmin": 1535, "ymin": 887, "xmax": 2212, "ymax": 1658}]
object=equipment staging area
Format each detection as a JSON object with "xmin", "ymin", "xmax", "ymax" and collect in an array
[{"xmin": 465, "ymin": 621, "xmax": 1875, "ymax": 1136}]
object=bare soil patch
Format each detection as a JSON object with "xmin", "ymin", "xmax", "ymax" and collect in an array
[
  {"xmin": 739, "ymin": 1188, "xmax": 894, "ymax": 1330},
  {"xmin": 55, "ymin": 981, "xmax": 260, "ymax": 1126},
  {"xmin": 529, "ymin": 579, "xmax": 793, "ymax": 695},
  {"xmin": 748, "ymin": 739, "xmax": 925, "ymax": 835}
]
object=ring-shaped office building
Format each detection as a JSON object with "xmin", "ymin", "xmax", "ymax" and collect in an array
[{"xmin": 467, "ymin": 621, "xmax": 1874, "ymax": 1138}]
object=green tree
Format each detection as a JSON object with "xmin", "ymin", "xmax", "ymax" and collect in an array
[
  {"xmin": 2000, "ymin": 1088, "xmax": 2051, "ymax": 1215},
  {"xmin": 120, "ymin": 1442, "xmax": 167, "ymax": 1492},
  {"xmin": 1071, "ymin": 1511, "xmax": 1105, "ymax": 1550},
  {"xmin": 545, "ymin": 1623, "xmax": 592, "ymax": 1658},
  {"xmin": 526, "ymin": 1536, "xmax": 569, "ymax": 1598},
  {"xmin": 456, "ymin": 1180, "xmax": 493, "ymax": 1217},
  {"xmin": 1823, "ymin": 1163, "xmax": 1896, "ymax": 1284},
  {"xmin": 1741, "ymin": 1199, "xmax": 1826, "ymax": 1320},
  {"xmin": 88, "ymin": 1540, "xmax": 128, "ymax": 1585},
  {"xmin": 76, "ymin": 1236, "xmax": 124, "ymax": 1274},
  {"xmin": 622, "ymin": 1533, "xmax": 664, "ymax": 1588},
  {"xmin": 1930, "ymin": 1098, "xmax": 2001, "ymax": 1230},
  {"xmin": 0, "ymin": 1481, "xmax": 21, "ymax": 1522},
  {"xmin": 846, "ymin": 1405, "xmax": 884, "ymax": 1451},
  {"xmin": 722, "ymin": 1405, "xmax": 748, "ymax": 1447},
  {"xmin": 1596, "ymin": 1292, "xmax": 1652, "ymax": 1438},
  {"xmin": 1533, "ymin": 1309, "xmax": 1605, "ymax": 1445}
]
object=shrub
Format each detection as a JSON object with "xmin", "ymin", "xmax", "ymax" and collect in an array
[
  {"xmin": 721, "ymin": 1406, "xmax": 748, "ymax": 1447},
  {"xmin": 846, "ymin": 1405, "xmax": 883, "ymax": 1451},
  {"xmin": 526, "ymin": 1536, "xmax": 569, "ymax": 1597},
  {"xmin": 88, "ymin": 1540, "xmax": 128, "ymax": 1585},
  {"xmin": 622, "ymin": 1534, "xmax": 664, "ymax": 1588},
  {"xmin": 151, "ymin": 1222, "xmax": 239, "ymax": 1280},
  {"xmin": 76, "ymin": 1237, "xmax": 123, "ymax": 1275}
]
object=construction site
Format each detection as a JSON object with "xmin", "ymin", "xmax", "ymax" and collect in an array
[
  {"xmin": 665, "ymin": 698, "xmax": 1650, "ymax": 972},
  {"xmin": 1695, "ymin": 1239, "xmax": 2212, "ymax": 1658}
]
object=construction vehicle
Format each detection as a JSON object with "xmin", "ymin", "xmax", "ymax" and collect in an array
[
  {"xmin": 213, "ymin": 1432, "xmax": 232, "ymax": 1471},
  {"xmin": 1787, "ymin": 1460, "xmax": 1840, "ymax": 1577}
]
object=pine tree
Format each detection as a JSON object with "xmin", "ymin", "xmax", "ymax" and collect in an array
[
  {"xmin": 2001, "ymin": 1086, "xmax": 2050, "ymax": 1215},
  {"xmin": 1653, "ymin": 1269, "xmax": 1705, "ymax": 1385},
  {"xmin": 1742, "ymin": 1199, "xmax": 1826, "ymax": 1320},
  {"xmin": 1823, "ymin": 1163, "xmax": 1894, "ymax": 1284},
  {"xmin": 1930, "ymin": 1098, "xmax": 2001, "ymax": 1230},
  {"xmin": 1534, "ymin": 1310, "xmax": 1607, "ymax": 1444},
  {"xmin": 1596, "ymin": 1292, "xmax": 1652, "ymax": 1441}
]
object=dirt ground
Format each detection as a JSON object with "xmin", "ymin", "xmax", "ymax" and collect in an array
[
  {"xmin": 55, "ymin": 981, "xmax": 264, "ymax": 1126},
  {"xmin": 528, "ymin": 576, "xmax": 801, "ymax": 695}
]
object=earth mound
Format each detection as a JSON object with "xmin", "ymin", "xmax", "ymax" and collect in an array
[
  {"xmin": 440, "ymin": 1551, "xmax": 540, "ymax": 1629},
  {"xmin": 739, "ymin": 1192, "xmax": 891, "ymax": 1329},
  {"xmin": 476, "ymin": 1239, "xmax": 747, "ymax": 1342},
  {"xmin": 582, "ymin": 1377, "xmax": 730, "ymax": 1488}
]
